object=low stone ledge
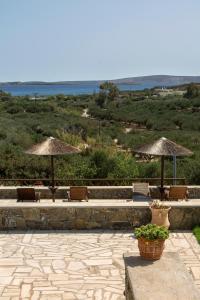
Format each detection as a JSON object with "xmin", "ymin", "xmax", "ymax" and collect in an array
[
  {"xmin": 0, "ymin": 201, "xmax": 199, "ymax": 230},
  {"xmin": 0, "ymin": 200, "xmax": 200, "ymax": 208},
  {"xmin": 124, "ymin": 252, "xmax": 200, "ymax": 300}
]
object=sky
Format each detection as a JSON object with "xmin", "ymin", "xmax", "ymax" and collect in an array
[{"xmin": 1, "ymin": 0, "xmax": 200, "ymax": 82}]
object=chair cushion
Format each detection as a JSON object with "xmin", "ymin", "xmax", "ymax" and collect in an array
[
  {"xmin": 132, "ymin": 192, "xmax": 151, "ymax": 201},
  {"xmin": 69, "ymin": 187, "xmax": 89, "ymax": 201},
  {"xmin": 168, "ymin": 186, "xmax": 188, "ymax": 200},
  {"xmin": 17, "ymin": 188, "xmax": 36, "ymax": 201},
  {"xmin": 132, "ymin": 183, "xmax": 149, "ymax": 196}
]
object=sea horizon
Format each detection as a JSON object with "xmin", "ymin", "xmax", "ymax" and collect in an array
[
  {"xmin": 1, "ymin": 74, "xmax": 200, "ymax": 96},
  {"xmin": 0, "ymin": 82, "xmax": 156, "ymax": 96}
]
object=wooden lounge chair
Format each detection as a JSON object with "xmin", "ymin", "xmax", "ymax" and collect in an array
[
  {"xmin": 17, "ymin": 188, "xmax": 40, "ymax": 202},
  {"xmin": 165, "ymin": 186, "xmax": 188, "ymax": 201},
  {"xmin": 132, "ymin": 182, "xmax": 151, "ymax": 201},
  {"xmin": 67, "ymin": 186, "xmax": 90, "ymax": 202}
]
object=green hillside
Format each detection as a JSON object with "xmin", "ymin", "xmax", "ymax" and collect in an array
[{"xmin": 0, "ymin": 84, "xmax": 199, "ymax": 184}]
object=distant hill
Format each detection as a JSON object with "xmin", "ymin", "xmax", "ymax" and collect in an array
[
  {"xmin": 111, "ymin": 75, "xmax": 200, "ymax": 86},
  {"xmin": 1, "ymin": 75, "xmax": 200, "ymax": 85},
  {"xmin": 1, "ymin": 75, "xmax": 200, "ymax": 88}
]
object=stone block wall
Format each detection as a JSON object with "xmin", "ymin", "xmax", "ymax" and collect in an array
[{"xmin": 0, "ymin": 205, "xmax": 199, "ymax": 230}]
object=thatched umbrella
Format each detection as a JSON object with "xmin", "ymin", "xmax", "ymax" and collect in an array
[
  {"xmin": 134, "ymin": 137, "xmax": 193, "ymax": 199},
  {"xmin": 25, "ymin": 137, "xmax": 80, "ymax": 202}
]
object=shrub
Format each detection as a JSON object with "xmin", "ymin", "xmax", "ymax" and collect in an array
[
  {"xmin": 25, "ymin": 103, "xmax": 55, "ymax": 113},
  {"xmin": 134, "ymin": 224, "xmax": 169, "ymax": 240},
  {"xmin": 56, "ymin": 130, "xmax": 83, "ymax": 147},
  {"xmin": 184, "ymin": 83, "xmax": 200, "ymax": 99},
  {"xmin": 150, "ymin": 200, "xmax": 170, "ymax": 209},
  {"xmin": 107, "ymin": 152, "xmax": 139, "ymax": 178},
  {"xmin": 193, "ymin": 226, "xmax": 200, "ymax": 244}
]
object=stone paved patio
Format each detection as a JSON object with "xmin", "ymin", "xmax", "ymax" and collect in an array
[{"xmin": 0, "ymin": 230, "xmax": 199, "ymax": 300}]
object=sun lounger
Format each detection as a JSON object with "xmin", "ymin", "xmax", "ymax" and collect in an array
[
  {"xmin": 17, "ymin": 188, "xmax": 40, "ymax": 202},
  {"xmin": 132, "ymin": 182, "xmax": 151, "ymax": 201},
  {"xmin": 67, "ymin": 186, "xmax": 90, "ymax": 202},
  {"xmin": 165, "ymin": 186, "xmax": 188, "ymax": 201}
]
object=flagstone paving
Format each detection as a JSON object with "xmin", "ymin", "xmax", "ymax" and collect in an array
[{"xmin": 0, "ymin": 230, "xmax": 199, "ymax": 300}]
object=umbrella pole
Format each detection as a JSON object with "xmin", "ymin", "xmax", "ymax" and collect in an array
[
  {"xmin": 173, "ymin": 155, "xmax": 177, "ymax": 185},
  {"xmin": 160, "ymin": 156, "xmax": 165, "ymax": 200},
  {"xmin": 51, "ymin": 155, "xmax": 55, "ymax": 202}
]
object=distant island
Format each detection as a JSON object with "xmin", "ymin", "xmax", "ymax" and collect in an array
[{"xmin": 1, "ymin": 75, "xmax": 200, "ymax": 86}]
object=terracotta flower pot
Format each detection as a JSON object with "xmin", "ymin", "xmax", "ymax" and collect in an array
[
  {"xmin": 150, "ymin": 207, "xmax": 171, "ymax": 229},
  {"xmin": 138, "ymin": 237, "xmax": 165, "ymax": 260}
]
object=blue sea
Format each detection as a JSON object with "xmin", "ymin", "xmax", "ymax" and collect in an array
[{"xmin": 0, "ymin": 82, "xmax": 156, "ymax": 96}]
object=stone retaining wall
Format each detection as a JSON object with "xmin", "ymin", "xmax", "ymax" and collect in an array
[
  {"xmin": 0, "ymin": 205, "xmax": 199, "ymax": 230},
  {"xmin": 0, "ymin": 185, "xmax": 200, "ymax": 199}
]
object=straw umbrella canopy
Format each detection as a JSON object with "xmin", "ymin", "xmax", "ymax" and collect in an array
[
  {"xmin": 134, "ymin": 137, "xmax": 193, "ymax": 199},
  {"xmin": 25, "ymin": 137, "xmax": 80, "ymax": 201}
]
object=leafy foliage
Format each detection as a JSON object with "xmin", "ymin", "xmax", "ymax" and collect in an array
[
  {"xmin": 99, "ymin": 81, "xmax": 119, "ymax": 101},
  {"xmin": 193, "ymin": 226, "xmax": 200, "ymax": 244},
  {"xmin": 134, "ymin": 224, "xmax": 169, "ymax": 240},
  {"xmin": 184, "ymin": 83, "xmax": 200, "ymax": 99},
  {"xmin": 96, "ymin": 82, "xmax": 119, "ymax": 108},
  {"xmin": 150, "ymin": 200, "xmax": 170, "ymax": 209},
  {"xmin": 0, "ymin": 85, "xmax": 199, "ymax": 183}
]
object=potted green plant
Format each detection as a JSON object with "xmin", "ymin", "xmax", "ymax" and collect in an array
[
  {"xmin": 150, "ymin": 200, "xmax": 171, "ymax": 229},
  {"xmin": 134, "ymin": 224, "xmax": 169, "ymax": 260}
]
